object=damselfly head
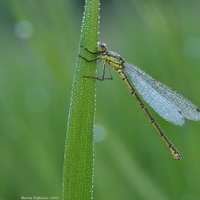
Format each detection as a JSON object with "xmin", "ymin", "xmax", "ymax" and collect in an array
[{"xmin": 97, "ymin": 42, "xmax": 107, "ymax": 52}]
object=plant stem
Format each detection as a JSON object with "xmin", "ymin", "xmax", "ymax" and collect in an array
[{"xmin": 62, "ymin": 0, "xmax": 100, "ymax": 199}]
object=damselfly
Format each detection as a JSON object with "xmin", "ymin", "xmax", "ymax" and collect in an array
[{"xmin": 80, "ymin": 43, "xmax": 200, "ymax": 160}]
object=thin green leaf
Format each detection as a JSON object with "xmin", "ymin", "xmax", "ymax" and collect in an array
[{"xmin": 62, "ymin": 0, "xmax": 100, "ymax": 199}]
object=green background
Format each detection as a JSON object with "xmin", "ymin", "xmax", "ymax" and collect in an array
[{"xmin": 1, "ymin": 0, "xmax": 200, "ymax": 199}]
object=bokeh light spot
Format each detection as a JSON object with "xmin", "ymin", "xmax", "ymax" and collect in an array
[
  {"xmin": 94, "ymin": 124, "xmax": 107, "ymax": 143},
  {"xmin": 14, "ymin": 20, "xmax": 34, "ymax": 39}
]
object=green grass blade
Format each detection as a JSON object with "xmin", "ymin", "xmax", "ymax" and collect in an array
[{"xmin": 62, "ymin": 0, "xmax": 100, "ymax": 199}]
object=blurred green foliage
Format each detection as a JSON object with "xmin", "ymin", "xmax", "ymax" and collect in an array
[{"xmin": 1, "ymin": 0, "xmax": 200, "ymax": 200}]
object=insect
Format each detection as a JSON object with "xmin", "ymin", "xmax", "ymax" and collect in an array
[{"xmin": 79, "ymin": 42, "xmax": 200, "ymax": 160}]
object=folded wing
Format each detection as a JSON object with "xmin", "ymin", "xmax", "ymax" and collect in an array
[{"xmin": 124, "ymin": 62, "xmax": 200, "ymax": 126}]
